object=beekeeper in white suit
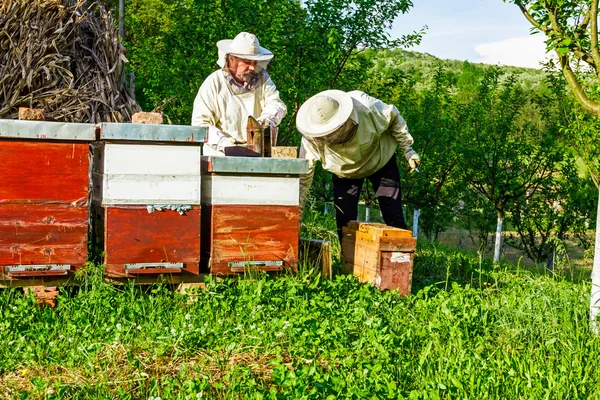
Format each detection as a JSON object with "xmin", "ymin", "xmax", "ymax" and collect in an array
[
  {"xmin": 192, "ymin": 32, "xmax": 287, "ymax": 155},
  {"xmin": 297, "ymin": 90, "xmax": 420, "ymax": 241}
]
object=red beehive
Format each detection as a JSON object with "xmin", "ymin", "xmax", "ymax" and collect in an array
[
  {"xmin": 92, "ymin": 123, "xmax": 206, "ymax": 280},
  {"xmin": 0, "ymin": 120, "xmax": 95, "ymax": 281},
  {"xmin": 201, "ymin": 156, "xmax": 308, "ymax": 275}
]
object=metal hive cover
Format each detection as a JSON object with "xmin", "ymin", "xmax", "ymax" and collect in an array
[
  {"xmin": 202, "ymin": 155, "xmax": 309, "ymax": 175},
  {"xmin": 0, "ymin": 120, "xmax": 96, "ymax": 141},
  {"xmin": 99, "ymin": 123, "xmax": 207, "ymax": 143}
]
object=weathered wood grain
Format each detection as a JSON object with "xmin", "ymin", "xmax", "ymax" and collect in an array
[
  {"xmin": 300, "ymin": 238, "xmax": 332, "ymax": 279},
  {"xmin": 104, "ymin": 263, "xmax": 200, "ymax": 278},
  {"xmin": 0, "ymin": 141, "xmax": 89, "ymax": 204},
  {"xmin": 378, "ymin": 251, "xmax": 413, "ymax": 295},
  {"xmin": 103, "ymin": 205, "xmax": 201, "ymax": 272},
  {"xmin": 0, "ymin": 204, "xmax": 88, "ymax": 265},
  {"xmin": 205, "ymin": 205, "xmax": 299, "ymax": 274},
  {"xmin": 341, "ymin": 221, "xmax": 416, "ymax": 295}
]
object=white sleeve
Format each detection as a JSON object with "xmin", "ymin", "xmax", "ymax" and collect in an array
[
  {"xmin": 299, "ymin": 138, "xmax": 320, "ymax": 214},
  {"xmin": 259, "ymin": 75, "xmax": 287, "ymax": 126},
  {"xmin": 191, "ymin": 75, "xmax": 236, "ymax": 152},
  {"xmin": 388, "ymin": 105, "xmax": 414, "ymax": 155},
  {"xmin": 191, "ymin": 77, "xmax": 217, "ymax": 127},
  {"xmin": 350, "ymin": 91, "xmax": 414, "ymax": 154}
]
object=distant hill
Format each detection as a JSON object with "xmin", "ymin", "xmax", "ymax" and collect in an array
[{"xmin": 362, "ymin": 48, "xmax": 550, "ymax": 92}]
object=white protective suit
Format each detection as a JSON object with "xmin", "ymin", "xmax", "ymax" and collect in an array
[
  {"xmin": 191, "ymin": 57, "xmax": 287, "ymax": 155},
  {"xmin": 299, "ymin": 91, "xmax": 415, "ymax": 207}
]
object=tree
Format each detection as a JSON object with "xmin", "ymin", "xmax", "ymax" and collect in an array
[
  {"xmin": 507, "ymin": 162, "xmax": 591, "ymax": 265},
  {"xmin": 395, "ymin": 65, "xmax": 462, "ymax": 240},
  {"xmin": 456, "ymin": 189, "xmax": 498, "ymax": 253},
  {"xmin": 505, "ymin": 0, "xmax": 600, "ymax": 324},
  {"xmin": 125, "ymin": 0, "xmax": 422, "ymax": 137},
  {"xmin": 458, "ymin": 68, "xmax": 563, "ymax": 263}
]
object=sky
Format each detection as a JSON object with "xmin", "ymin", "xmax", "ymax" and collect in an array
[{"xmin": 390, "ymin": 0, "xmax": 549, "ymax": 69}]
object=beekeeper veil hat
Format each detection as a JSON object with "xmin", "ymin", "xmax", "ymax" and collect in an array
[
  {"xmin": 216, "ymin": 32, "xmax": 274, "ymax": 70},
  {"xmin": 296, "ymin": 90, "xmax": 354, "ymax": 138}
]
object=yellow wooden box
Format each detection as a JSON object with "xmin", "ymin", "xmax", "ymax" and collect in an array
[{"xmin": 341, "ymin": 221, "xmax": 416, "ymax": 295}]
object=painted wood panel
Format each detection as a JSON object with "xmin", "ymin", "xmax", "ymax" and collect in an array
[
  {"xmin": 201, "ymin": 175, "xmax": 299, "ymax": 206},
  {"xmin": 102, "ymin": 174, "xmax": 201, "ymax": 205},
  {"xmin": 104, "ymin": 263, "xmax": 200, "ymax": 278},
  {"xmin": 0, "ymin": 204, "xmax": 88, "ymax": 265},
  {"xmin": 202, "ymin": 155, "xmax": 308, "ymax": 175},
  {"xmin": 104, "ymin": 205, "xmax": 201, "ymax": 268},
  {"xmin": 0, "ymin": 120, "xmax": 95, "ymax": 140},
  {"xmin": 0, "ymin": 141, "xmax": 90, "ymax": 204},
  {"xmin": 103, "ymin": 144, "xmax": 201, "ymax": 175},
  {"xmin": 99, "ymin": 123, "xmax": 206, "ymax": 142},
  {"xmin": 205, "ymin": 205, "xmax": 299, "ymax": 274},
  {"xmin": 100, "ymin": 144, "xmax": 201, "ymax": 204}
]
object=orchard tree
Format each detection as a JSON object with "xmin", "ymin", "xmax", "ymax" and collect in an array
[
  {"xmin": 125, "ymin": 0, "xmax": 422, "ymax": 138},
  {"xmin": 507, "ymin": 162, "xmax": 591, "ymax": 265},
  {"xmin": 397, "ymin": 66, "xmax": 462, "ymax": 239},
  {"xmin": 459, "ymin": 68, "xmax": 563, "ymax": 263},
  {"xmin": 505, "ymin": 0, "xmax": 600, "ymax": 324}
]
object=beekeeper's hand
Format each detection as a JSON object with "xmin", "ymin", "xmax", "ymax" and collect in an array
[
  {"xmin": 404, "ymin": 149, "xmax": 421, "ymax": 172},
  {"xmin": 216, "ymin": 136, "xmax": 237, "ymax": 152},
  {"xmin": 257, "ymin": 115, "xmax": 277, "ymax": 129}
]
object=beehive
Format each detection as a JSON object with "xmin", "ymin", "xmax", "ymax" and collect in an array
[
  {"xmin": 0, "ymin": 120, "xmax": 95, "ymax": 281},
  {"xmin": 341, "ymin": 221, "xmax": 416, "ymax": 295},
  {"xmin": 201, "ymin": 156, "xmax": 308, "ymax": 274},
  {"xmin": 92, "ymin": 123, "xmax": 206, "ymax": 279}
]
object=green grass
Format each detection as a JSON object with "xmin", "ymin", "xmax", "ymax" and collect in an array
[{"xmin": 1, "ymin": 241, "xmax": 599, "ymax": 399}]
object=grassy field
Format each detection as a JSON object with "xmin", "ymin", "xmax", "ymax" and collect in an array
[{"xmin": 1, "ymin": 240, "xmax": 599, "ymax": 399}]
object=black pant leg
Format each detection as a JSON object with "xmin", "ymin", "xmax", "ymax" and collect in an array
[
  {"xmin": 368, "ymin": 155, "xmax": 408, "ymax": 229},
  {"xmin": 332, "ymin": 174, "xmax": 364, "ymax": 242}
]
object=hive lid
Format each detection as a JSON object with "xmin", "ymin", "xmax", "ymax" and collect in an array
[
  {"xmin": 202, "ymin": 155, "xmax": 309, "ymax": 175},
  {"xmin": 99, "ymin": 123, "xmax": 207, "ymax": 143},
  {"xmin": 0, "ymin": 120, "xmax": 95, "ymax": 141}
]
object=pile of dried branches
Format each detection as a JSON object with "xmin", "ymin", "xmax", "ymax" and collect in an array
[{"xmin": 0, "ymin": 0, "xmax": 140, "ymax": 123}]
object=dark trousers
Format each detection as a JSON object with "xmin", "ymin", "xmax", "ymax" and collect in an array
[{"xmin": 332, "ymin": 155, "xmax": 407, "ymax": 241}]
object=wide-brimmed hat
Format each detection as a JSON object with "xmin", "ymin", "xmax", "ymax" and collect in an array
[
  {"xmin": 217, "ymin": 32, "xmax": 273, "ymax": 61},
  {"xmin": 296, "ymin": 90, "xmax": 354, "ymax": 138}
]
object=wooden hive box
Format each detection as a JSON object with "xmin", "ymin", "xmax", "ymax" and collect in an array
[
  {"xmin": 341, "ymin": 221, "xmax": 416, "ymax": 295},
  {"xmin": 93, "ymin": 123, "xmax": 206, "ymax": 279},
  {"xmin": 201, "ymin": 156, "xmax": 308, "ymax": 275},
  {"xmin": 0, "ymin": 120, "xmax": 95, "ymax": 282}
]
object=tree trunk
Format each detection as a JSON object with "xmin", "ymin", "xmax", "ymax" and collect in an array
[
  {"xmin": 412, "ymin": 209, "xmax": 420, "ymax": 238},
  {"xmin": 590, "ymin": 188, "xmax": 600, "ymax": 330},
  {"xmin": 119, "ymin": 0, "xmax": 125, "ymax": 40},
  {"xmin": 493, "ymin": 212, "xmax": 503, "ymax": 263}
]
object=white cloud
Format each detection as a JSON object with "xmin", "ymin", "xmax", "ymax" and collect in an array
[{"xmin": 473, "ymin": 35, "xmax": 549, "ymax": 69}]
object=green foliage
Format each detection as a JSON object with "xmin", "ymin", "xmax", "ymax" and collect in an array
[
  {"xmin": 458, "ymin": 68, "xmax": 563, "ymax": 218},
  {"xmin": 507, "ymin": 162, "xmax": 595, "ymax": 263},
  {"xmin": 546, "ymin": 70, "xmax": 600, "ymax": 188},
  {"xmin": 455, "ymin": 189, "xmax": 498, "ymax": 253},
  {"xmin": 124, "ymin": 0, "xmax": 421, "ymax": 144},
  {"xmin": 1, "ymin": 244, "xmax": 597, "ymax": 398},
  {"xmin": 362, "ymin": 48, "xmax": 549, "ymax": 93},
  {"xmin": 504, "ymin": 0, "xmax": 593, "ymax": 62},
  {"xmin": 398, "ymin": 65, "xmax": 462, "ymax": 239}
]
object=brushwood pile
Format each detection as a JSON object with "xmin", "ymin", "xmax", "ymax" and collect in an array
[{"xmin": 0, "ymin": 0, "xmax": 140, "ymax": 123}]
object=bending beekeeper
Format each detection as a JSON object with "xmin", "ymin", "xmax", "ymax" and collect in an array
[
  {"xmin": 191, "ymin": 32, "xmax": 287, "ymax": 155},
  {"xmin": 297, "ymin": 90, "xmax": 420, "ymax": 241}
]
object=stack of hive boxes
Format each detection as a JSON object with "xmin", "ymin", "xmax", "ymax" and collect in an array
[{"xmin": 0, "ymin": 120, "xmax": 95, "ymax": 281}]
